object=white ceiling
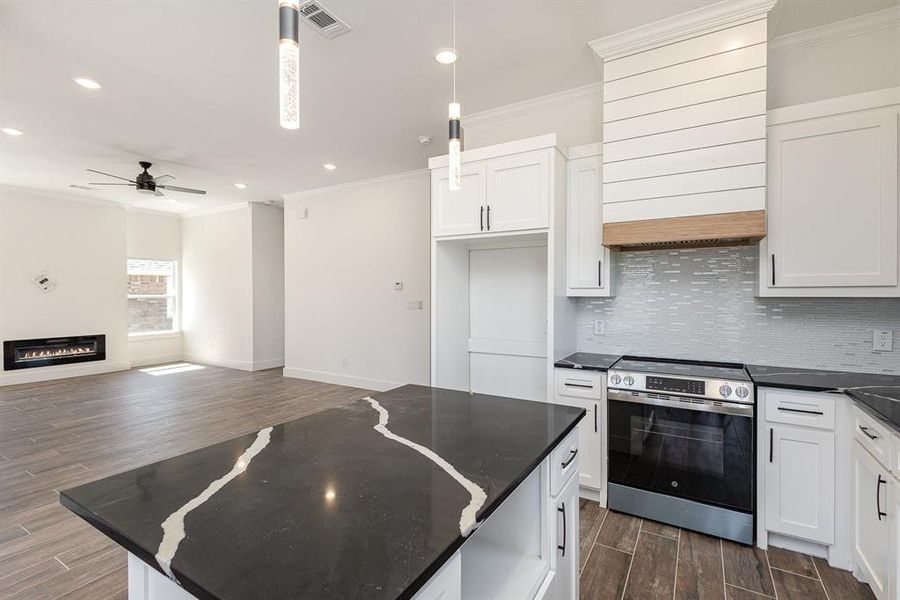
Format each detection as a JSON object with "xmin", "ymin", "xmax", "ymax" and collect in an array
[{"xmin": 1, "ymin": 0, "xmax": 896, "ymax": 213}]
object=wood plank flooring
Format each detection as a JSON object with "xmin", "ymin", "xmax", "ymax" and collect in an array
[
  {"xmin": 0, "ymin": 364, "xmax": 880, "ymax": 599},
  {"xmin": 579, "ymin": 499, "xmax": 877, "ymax": 600}
]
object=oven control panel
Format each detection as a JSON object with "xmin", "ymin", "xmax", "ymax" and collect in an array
[{"xmin": 608, "ymin": 370, "xmax": 754, "ymax": 404}]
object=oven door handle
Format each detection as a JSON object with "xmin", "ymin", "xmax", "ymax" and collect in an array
[{"xmin": 608, "ymin": 389, "xmax": 753, "ymax": 417}]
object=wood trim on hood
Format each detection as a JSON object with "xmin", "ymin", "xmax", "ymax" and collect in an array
[{"xmin": 603, "ymin": 210, "xmax": 766, "ymax": 250}]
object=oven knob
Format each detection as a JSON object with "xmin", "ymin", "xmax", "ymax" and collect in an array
[
  {"xmin": 623, "ymin": 375, "xmax": 635, "ymax": 387},
  {"xmin": 736, "ymin": 386, "xmax": 750, "ymax": 399},
  {"xmin": 609, "ymin": 374, "xmax": 621, "ymax": 385},
  {"xmin": 719, "ymin": 384, "xmax": 733, "ymax": 398}
]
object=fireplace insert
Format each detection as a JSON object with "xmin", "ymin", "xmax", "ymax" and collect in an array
[{"xmin": 3, "ymin": 335, "xmax": 106, "ymax": 371}]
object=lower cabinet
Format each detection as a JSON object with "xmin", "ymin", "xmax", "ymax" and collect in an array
[
  {"xmin": 553, "ymin": 369, "xmax": 606, "ymax": 501},
  {"xmin": 546, "ymin": 473, "xmax": 579, "ymax": 600},
  {"xmin": 764, "ymin": 423, "xmax": 835, "ymax": 544},
  {"xmin": 853, "ymin": 441, "xmax": 893, "ymax": 600}
]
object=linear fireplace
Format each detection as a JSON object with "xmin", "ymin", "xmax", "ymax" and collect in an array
[{"xmin": 3, "ymin": 335, "xmax": 106, "ymax": 371}]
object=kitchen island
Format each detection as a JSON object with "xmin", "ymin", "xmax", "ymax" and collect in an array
[{"xmin": 60, "ymin": 384, "xmax": 584, "ymax": 600}]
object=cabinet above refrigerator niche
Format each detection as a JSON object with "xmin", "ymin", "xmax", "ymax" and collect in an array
[{"xmin": 566, "ymin": 143, "xmax": 614, "ymax": 297}]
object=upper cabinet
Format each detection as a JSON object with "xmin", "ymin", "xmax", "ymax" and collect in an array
[
  {"xmin": 566, "ymin": 145, "xmax": 614, "ymax": 296},
  {"xmin": 759, "ymin": 88, "xmax": 900, "ymax": 297},
  {"xmin": 429, "ymin": 136, "xmax": 560, "ymax": 238}
]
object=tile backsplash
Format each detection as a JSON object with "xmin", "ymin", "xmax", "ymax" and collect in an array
[{"xmin": 576, "ymin": 246, "xmax": 900, "ymax": 374}]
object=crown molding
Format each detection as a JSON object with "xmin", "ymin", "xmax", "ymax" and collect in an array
[
  {"xmin": 589, "ymin": 0, "xmax": 777, "ymax": 61},
  {"xmin": 0, "ymin": 183, "xmax": 128, "ymax": 210},
  {"xmin": 126, "ymin": 205, "xmax": 184, "ymax": 218},
  {"xmin": 283, "ymin": 168, "xmax": 429, "ymax": 200},
  {"xmin": 463, "ymin": 82, "xmax": 603, "ymax": 129},
  {"xmin": 182, "ymin": 201, "xmax": 249, "ymax": 219},
  {"xmin": 769, "ymin": 5, "xmax": 900, "ymax": 56}
]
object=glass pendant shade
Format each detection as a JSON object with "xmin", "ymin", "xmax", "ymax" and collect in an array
[
  {"xmin": 448, "ymin": 102, "xmax": 462, "ymax": 190},
  {"xmin": 279, "ymin": 0, "xmax": 300, "ymax": 130}
]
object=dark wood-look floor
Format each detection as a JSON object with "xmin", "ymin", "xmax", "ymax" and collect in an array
[
  {"xmin": 0, "ymin": 364, "xmax": 371, "ymax": 599},
  {"xmin": 579, "ymin": 499, "xmax": 877, "ymax": 600},
  {"xmin": 0, "ymin": 364, "xmax": 879, "ymax": 600}
]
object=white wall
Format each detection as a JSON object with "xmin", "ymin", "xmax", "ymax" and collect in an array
[
  {"xmin": 0, "ymin": 186, "xmax": 129, "ymax": 384},
  {"xmin": 283, "ymin": 172, "xmax": 431, "ymax": 390},
  {"xmin": 182, "ymin": 204, "xmax": 252, "ymax": 370},
  {"xmin": 250, "ymin": 203, "xmax": 285, "ymax": 369}
]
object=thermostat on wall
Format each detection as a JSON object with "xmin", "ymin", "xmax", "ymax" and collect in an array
[{"xmin": 32, "ymin": 270, "xmax": 57, "ymax": 293}]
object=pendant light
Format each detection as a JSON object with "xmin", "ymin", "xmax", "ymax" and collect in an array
[
  {"xmin": 447, "ymin": 0, "xmax": 463, "ymax": 190},
  {"xmin": 278, "ymin": 0, "xmax": 301, "ymax": 130}
]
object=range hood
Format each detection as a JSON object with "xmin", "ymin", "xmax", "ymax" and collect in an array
[{"xmin": 590, "ymin": 0, "xmax": 775, "ymax": 249}]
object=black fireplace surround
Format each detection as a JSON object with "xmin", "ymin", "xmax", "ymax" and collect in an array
[{"xmin": 3, "ymin": 335, "xmax": 106, "ymax": 371}]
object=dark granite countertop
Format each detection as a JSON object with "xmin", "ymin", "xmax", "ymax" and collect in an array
[
  {"xmin": 747, "ymin": 364, "xmax": 900, "ymax": 435},
  {"xmin": 554, "ymin": 352, "xmax": 621, "ymax": 372},
  {"xmin": 60, "ymin": 385, "xmax": 585, "ymax": 600}
]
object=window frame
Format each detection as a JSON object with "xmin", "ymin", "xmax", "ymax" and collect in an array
[{"xmin": 126, "ymin": 257, "xmax": 180, "ymax": 336}]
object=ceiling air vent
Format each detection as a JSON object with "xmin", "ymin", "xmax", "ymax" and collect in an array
[{"xmin": 298, "ymin": 1, "xmax": 351, "ymax": 39}]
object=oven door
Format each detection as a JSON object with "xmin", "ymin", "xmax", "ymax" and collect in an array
[{"xmin": 607, "ymin": 390, "xmax": 754, "ymax": 513}]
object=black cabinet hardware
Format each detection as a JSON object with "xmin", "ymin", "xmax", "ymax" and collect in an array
[
  {"xmin": 859, "ymin": 425, "xmax": 879, "ymax": 440},
  {"xmin": 598, "ymin": 260, "xmax": 603, "ymax": 287},
  {"xmin": 564, "ymin": 382, "xmax": 592, "ymax": 389},
  {"xmin": 877, "ymin": 475, "xmax": 887, "ymax": 520},
  {"xmin": 777, "ymin": 406, "xmax": 824, "ymax": 415},
  {"xmin": 479, "ymin": 206, "xmax": 484, "ymax": 231},
  {"xmin": 557, "ymin": 504, "xmax": 567, "ymax": 556},
  {"xmin": 593, "ymin": 403, "xmax": 598, "ymax": 433},
  {"xmin": 769, "ymin": 428, "xmax": 774, "ymax": 463},
  {"xmin": 771, "ymin": 254, "xmax": 776, "ymax": 286},
  {"xmin": 486, "ymin": 205, "xmax": 491, "ymax": 230},
  {"xmin": 561, "ymin": 448, "xmax": 578, "ymax": 468}
]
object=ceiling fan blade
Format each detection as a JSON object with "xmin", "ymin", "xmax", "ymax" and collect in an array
[
  {"xmin": 154, "ymin": 174, "xmax": 175, "ymax": 182},
  {"xmin": 86, "ymin": 168, "xmax": 135, "ymax": 183},
  {"xmin": 88, "ymin": 182, "xmax": 135, "ymax": 186},
  {"xmin": 157, "ymin": 184, "xmax": 206, "ymax": 195}
]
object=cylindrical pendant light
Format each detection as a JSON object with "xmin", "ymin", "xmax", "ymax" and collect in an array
[
  {"xmin": 278, "ymin": 0, "xmax": 300, "ymax": 130},
  {"xmin": 447, "ymin": 0, "xmax": 462, "ymax": 190}
]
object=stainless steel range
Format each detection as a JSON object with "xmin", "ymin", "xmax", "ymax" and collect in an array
[{"xmin": 606, "ymin": 356, "xmax": 755, "ymax": 545}]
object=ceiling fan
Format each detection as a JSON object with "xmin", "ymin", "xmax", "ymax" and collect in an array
[{"xmin": 87, "ymin": 161, "xmax": 207, "ymax": 196}]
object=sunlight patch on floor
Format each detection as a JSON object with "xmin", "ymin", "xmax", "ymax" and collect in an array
[{"xmin": 139, "ymin": 363, "xmax": 206, "ymax": 376}]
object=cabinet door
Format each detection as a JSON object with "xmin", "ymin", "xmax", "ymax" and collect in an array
[
  {"xmin": 767, "ymin": 108, "xmax": 898, "ymax": 288},
  {"xmin": 854, "ymin": 443, "xmax": 892, "ymax": 600},
  {"xmin": 553, "ymin": 393, "xmax": 602, "ymax": 492},
  {"xmin": 432, "ymin": 163, "xmax": 486, "ymax": 236},
  {"xmin": 485, "ymin": 150, "xmax": 550, "ymax": 232},
  {"xmin": 764, "ymin": 424, "xmax": 835, "ymax": 544},
  {"xmin": 567, "ymin": 156, "xmax": 611, "ymax": 295},
  {"xmin": 547, "ymin": 474, "xmax": 580, "ymax": 600}
]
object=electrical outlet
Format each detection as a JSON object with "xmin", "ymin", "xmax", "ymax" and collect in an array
[
  {"xmin": 874, "ymin": 330, "xmax": 893, "ymax": 352},
  {"xmin": 593, "ymin": 320, "xmax": 605, "ymax": 335},
  {"xmin": 340, "ymin": 356, "xmax": 348, "ymax": 366},
  {"xmin": 394, "ymin": 281, "xmax": 403, "ymax": 291},
  {"xmin": 296, "ymin": 208, "xmax": 308, "ymax": 219}
]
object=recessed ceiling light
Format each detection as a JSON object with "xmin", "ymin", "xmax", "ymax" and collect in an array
[
  {"xmin": 433, "ymin": 48, "xmax": 458, "ymax": 64},
  {"xmin": 322, "ymin": 163, "xmax": 337, "ymax": 171},
  {"xmin": 1, "ymin": 127, "xmax": 23, "ymax": 136},
  {"xmin": 73, "ymin": 77, "xmax": 102, "ymax": 90},
  {"xmin": 234, "ymin": 183, "xmax": 248, "ymax": 189}
]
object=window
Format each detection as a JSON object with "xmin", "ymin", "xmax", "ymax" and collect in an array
[{"xmin": 127, "ymin": 259, "xmax": 177, "ymax": 334}]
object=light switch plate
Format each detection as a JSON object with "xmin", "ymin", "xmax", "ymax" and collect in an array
[{"xmin": 874, "ymin": 330, "xmax": 893, "ymax": 351}]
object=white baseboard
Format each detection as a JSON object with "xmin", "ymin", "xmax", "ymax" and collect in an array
[
  {"xmin": 281, "ymin": 367, "xmax": 400, "ymax": 391},
  {"xmin": 183, "ymin": 355, "xmax": 254, "ymax": 371},
  {"xmin": 250, "ymin": 358, "xmax": 285, "ymax": 371},
  {"xmin": 0, "ymin": 360, "xmax": 132, "ymax": 386},
  {"xmin": 129, "ymin": 354, "xmax": 184, "ymax": 368}
]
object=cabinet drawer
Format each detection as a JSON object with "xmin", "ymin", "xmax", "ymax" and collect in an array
[
  {"xmin": 550, "ymin": 428, "xmax": 580, "ymax": 497},
  {"xmin": 854, "ymin": 405, "xmax": 894, "ymax": 471},
  {"xmin": 764, "ymin": 389, "xmax": 835, "ymax": 430},
  {"xmin": 555, "ymin": 370, "xmax": 605, "ymax": 401}
]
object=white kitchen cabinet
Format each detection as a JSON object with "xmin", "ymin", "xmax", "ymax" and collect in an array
[
  {"xmin": 485, "ymin": 150, "xmax": 550, "ymax": 233},
  {"xmin": 759, "ymin": 88, "xmax": 900, "ymax": 297},
  {"xmin": 566, "ymin": 147, "xmax": 614, "ymax": 297},
  {"xmin": 553, "ymin": 369, "xmax": 606, "ymax": 502},
  {"xmin": 546, "ymin": 472, "xmax": 580, "ymax": 600},
  {"xmin": 431, "ymin": 163, "xmax": 486, "ymax": 237},
  {"xmin": 854, "ymin": 441, "xmax": 893, "ymax": 600},
  {"xmin": 764, "ymin": 423, "xmax": 835, "ymax": 544}
]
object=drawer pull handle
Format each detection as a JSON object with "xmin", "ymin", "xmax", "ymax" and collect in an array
[
  {"xmin": 859, "ymin": 425, "xmax": 879, "ymax": 441},
  {"xmin": 777, "ymin": 407, "xmax": 824, "ymax": 416},
  {"xmin": 557, "ymin": 503, "xmax": 567, "ymax": 556},
  {"xmin": 561, "ymin": 448, "xmax": 578, "ymax": 469},
  {"xmin": 564, "ymin": 382, "xmax": 593, "ymax": 389},
  {"xmin": 877, "ymin": 475, "xmax": 887, "ymax": 520},
  {"xmin": 769, "ymin": 428, "xmax": 773, "ymax": 463},
  {"xmin": 593, "ymin": 403, "xmax": 598, "ymax": 433}
]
